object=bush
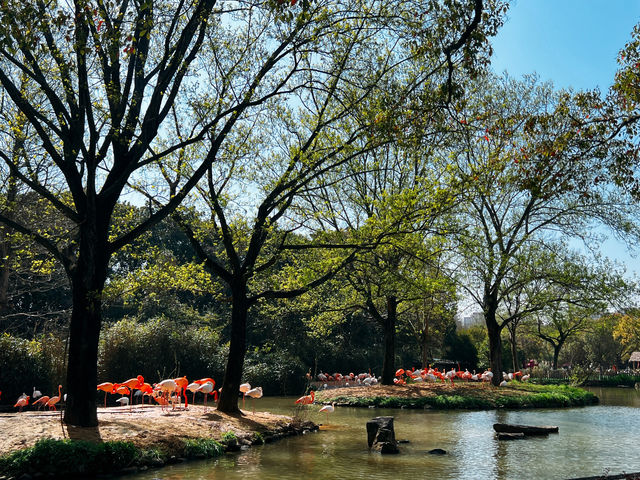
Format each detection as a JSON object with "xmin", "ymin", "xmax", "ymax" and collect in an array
[
  {"xmin": 0, "ymin": 333, "xmax": 64, "ymax": 406},
  {"xmin": 0, "ymin": 438, "xmax": 137, "ymax": 477},
  {"xmin": 182, "ymin": 438, "xmax": 224, "ymax": 458},
  {"xmin": 98, "ymin": 317, "xmax": 226, "ymax": 385},
  {"xmin": 243, "ymin": 349, "xmax": 307, "ymax": 395}
]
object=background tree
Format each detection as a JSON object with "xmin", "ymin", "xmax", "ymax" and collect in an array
[
  {"xmin": 449, "ymin": 74, "xmax": 638, "ymax": 384},
  {"xmin": 0, "ymin": 0, "xmax": 280, "ymax": 426},
  {"xmin": 613, "ymin": 309, "xmax": 640, "ymax": 362},
  {"xmin": 139, "ymin": 0, "xmax": 505, "ymax": 412}
]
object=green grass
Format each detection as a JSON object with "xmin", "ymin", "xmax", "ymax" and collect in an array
[
  {"xmin": 0, "ymin": 438, "xmax": 138, "ymax": 477},
  {"xmin": 182, "ymin": 438, "xmax": 225, "ymax": 458},
  {"xmin": 0, "ymin": 436, "xmax": 226, "ymax": 478},
  {"xmin": 318, "ymin": 383, "xmax": 598, "ymax": 410}
]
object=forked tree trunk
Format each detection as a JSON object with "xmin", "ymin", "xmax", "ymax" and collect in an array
[{"xmin": 216, "ymin": 280, "xmax": 248, "ymax": 413}]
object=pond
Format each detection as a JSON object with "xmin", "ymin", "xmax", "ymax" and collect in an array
[{"xmin": 131, "ymin": 387, "xmax": 640, "ymax": 480}]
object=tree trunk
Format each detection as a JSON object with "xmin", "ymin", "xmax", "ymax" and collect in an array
[
  {"xmin": 63, "ymin": 227, "xmax": 109, "ymax": 427},
  {"xmin": 552, "ymin": 343, "xmax": 561, "ymax": 370},
  {"xmin": 484, "ymin": 296, "xmax": 503, "ymax": 385},
  {"xmin": 381, "ymin": 295, "xmax": 397, "ymax": 385},
  {"xmin": 420, "ymin": 305, "xmax": 429, "ymax": 368},
  {"xmin": 509, "ymin": 326, "xmax": 518, "ymax": 373},
  {"xmin": 217, "ymin": 279, "xmax": 248, "ymax": 413}
]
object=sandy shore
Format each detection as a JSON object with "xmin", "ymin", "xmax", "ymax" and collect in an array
[{"xmin": 0, "ymin": 404, "xmax": 297, "ymax": 456}]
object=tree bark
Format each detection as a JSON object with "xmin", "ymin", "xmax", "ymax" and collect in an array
[
  {"xmin": 216, "ymin": 279, "xmax": 248, "ymax": 413},
  {"xmin": 484, "ymin": 294, "xmax": 503, "ymax": 385},
  {"xmin": 63, "ymin": 224, "xmax": 110, "ymax": 427},
  {"xmin": 381, "ymin": 295, "xmax": 397, "ymax": 385},
  {"xmin": 509, "ymin": 325, "xmax": 518, "ymax": 373},
  {"xmin": 552, "ymin": 343, "xmax": 562, "ymax": 370}
]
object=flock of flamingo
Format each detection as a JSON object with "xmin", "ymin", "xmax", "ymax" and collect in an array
[
  {"xmin": 7, "ymin": 367, "xmax": 530, "ymax": 422},
  {"xmin": 312, "ymin": 367, "xmax": 530, "ymax": 388},
  {"xmin": 7, "ymin": 375, "xmax": 336, "ymax": 420}
]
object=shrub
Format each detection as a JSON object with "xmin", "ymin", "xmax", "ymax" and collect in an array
[
  {"xmin": 98, "ymin": 317, "xmax": 226, "ymax": 385},
  {"xmin": 182, "ymin": 438, "xmax": 224, "ymax": 458},
  {"xmin": 0, "ymin": 438, "xmax": 137, "ymax": 477},
  {"xmin": 0, "ymin": 333, "xmax": 61, "ymax": 406}
]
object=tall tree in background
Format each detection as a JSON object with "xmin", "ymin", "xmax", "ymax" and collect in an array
[{"xmin": 450, "ymin": 75, "xmax": 639, "ymax": 384}]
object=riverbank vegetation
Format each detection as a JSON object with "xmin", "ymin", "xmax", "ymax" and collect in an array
[{"xmin": 0, "ymin": 0, "xmax": 640, "ymax": 432}]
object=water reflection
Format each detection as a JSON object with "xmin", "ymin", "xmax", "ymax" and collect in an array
[{"xmin": 133, "ymin": 389, "xmax": 640, "ymax": 480}]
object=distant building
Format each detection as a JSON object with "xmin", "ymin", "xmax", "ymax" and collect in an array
[
  {"xmin": 629, "ymin": 351, "xmax": 640, "ymax": 369},
  {"xmin": 457, "ymin": 312, "xmax": 484, "ymax": 330}
]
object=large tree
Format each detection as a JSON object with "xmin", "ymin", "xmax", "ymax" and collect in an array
[
  {"xmin": 0, "ymin": 0, "xmax": 326, "ymax": 425},
  {"xmin": 449, "ymin": 75, "xmax": 639, "ymax": 384},
  {"xmin": 136, "ymin": 0, "xmax": 506, "ymax": 411}
]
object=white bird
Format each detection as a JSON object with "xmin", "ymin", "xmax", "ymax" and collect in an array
[
  {"xmin": 521, "ymin": 374, "xmax": 530, "ymax": 382},
  {"xmin": 240, "ymin": 382, "xmax": 251, "ymax": 408},
  {"xmin": 196, "ymin": 381, "xmax": 215, "ymax": 412},
  {"xmin": 244, "ymin": 386, "xmax": 263, "ymax": 414},
  {"xmin": 187, "ymin": 382, "xmax": 200, "ymax": 405},
  {"xmin": 116, "ymin": 396, "xmax": 129, "ymax": 406},
  {"xmin": 32, "ymin": 387, "xmax": 42, "ymax": 400},
  {"xmin": 499, "ymin": 380, "xmax": 508, "ymax": 387},
  {"xmin": 319, "ymin": 402, "xmax": 335, "ymax": 423},
  {"xmin": 156, "ymin": 379, "xmax": 179, "ymax": 410}
]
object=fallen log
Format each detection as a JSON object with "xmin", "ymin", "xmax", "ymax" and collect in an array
[{"xmin": 493, "ymin": 423, "xmax": 558, "ymax": 435}]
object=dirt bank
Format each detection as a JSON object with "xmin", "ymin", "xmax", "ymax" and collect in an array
[{"xmin": 0, "ymin": 404, "xmax": 312, "ymax": 457}]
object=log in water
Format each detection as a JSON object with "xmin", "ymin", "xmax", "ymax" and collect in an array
[{"xmin": 493, "ymin": 423, "xmax": 559, "ymax": 435}]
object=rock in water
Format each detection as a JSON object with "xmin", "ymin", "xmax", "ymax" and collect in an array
[
  {"xmin": 428, "ymin": 448, "xmax": 447, "ymax": 455},
  {"xmin": 366, "ymin": 416, "xmax": 399, "ymax": 454}
]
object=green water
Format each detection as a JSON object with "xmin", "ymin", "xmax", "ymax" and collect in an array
[{"xmin": 132, "ymin": 388, "xmax": 640, "ymax": 480}]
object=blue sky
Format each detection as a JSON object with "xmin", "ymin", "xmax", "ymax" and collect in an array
[{"xmin": 489, "ymin": 0, "xmax": 640, "ymax": 278}]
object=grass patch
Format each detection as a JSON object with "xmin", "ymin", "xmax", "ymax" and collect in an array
[
  {"xmin": 0, "ymin": 438, "xmax": 137, "ymax": 477},
  {"xmin": 182, "ymin": 438, "xmax": 225, "ymax": 459},
  {"xmin": 0, "ymin": 436, "xmax": 227, "ymax": 477}
]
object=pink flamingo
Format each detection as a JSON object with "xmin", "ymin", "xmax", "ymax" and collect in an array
[
  {"xmin": 97, "ymin": 382, "xmax": 116, "ymax": 407},
  {"xmin": 295, "ymin": 391, "xmax": 315, "ymax": 405},
  {"xmin": 46, "ymin": 385, "xmax": 62, "ymax": 411},
  {"xmin": 32, "ymin": 395, "xmax": 50, "ymax": 410},
  {"xmin": 196, "ymin": 381, "xmax": 215, "ymax": 412},
  {"xmin": 14, "ymin": 395, "xmax": 29, "ymax": 412}
]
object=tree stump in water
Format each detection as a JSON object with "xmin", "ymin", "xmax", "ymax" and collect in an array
[{"xmin": 367, "ymin": 416, "xmax": 399, "ymax": 454}]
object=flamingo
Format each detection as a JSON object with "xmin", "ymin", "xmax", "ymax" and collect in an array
[
  {"xmin": 46, "ymin": 385, "xmax": 62, "ymax": 411},
  {"xmin": 32, "ymin": 387, "xmax": 42, "ymax": 400},
  {"xmin": 116, "ymin": 397, "xmax": 129, "ymax": 406},
  {"xmin": 33, "ymin": 395, "xmax": 50, "ymax": 410},
  {"xmin": 319, "ymin": 402, "xmax": 335, "ymax": 423},
  {"xmin": 240, "ymin": 383, "xmax": 251, "ymax": 409},
  {"xmin": 14, "ymin": 395, "xmax": 29, "ymax": 412},
  {"xmin": 187, "ymin": 382, "xmax": 200, "ymax": 405},
  {"xmin": 138, "ymin": 383, "xmax": 153, "ymax": 404},
  {"xmin": 97, "ymin": 382, "xmax": 116, "ymax": 407},
  {"xmin": 196, "ymin": 381, "xmax": 215, "ymax": 412},
  {"xmin": 153, "ymin": 393, "xmax": 170, "ymax": 411},
  {"xmin": 120, "ymin": 375, "xmax": 144, "ymax": 411},
  {"xmin": 244, "ymin": 386, "xmax": 263, "ymax": 414},
  {"xmin": 156, "ymin": 379, "xmax": 178, "ymax": 409},
  {"xmin": 173, "ymin": 376, "xmax": 189, "ymax": 409},
  {"xmin": 295, "ymin": 390, "xmax": 315, "ymax": 405}
]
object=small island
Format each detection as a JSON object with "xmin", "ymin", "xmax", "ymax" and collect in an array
[{"xmin": 314, "ymin": 382, "xmax": 598, "ymax": 409}]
